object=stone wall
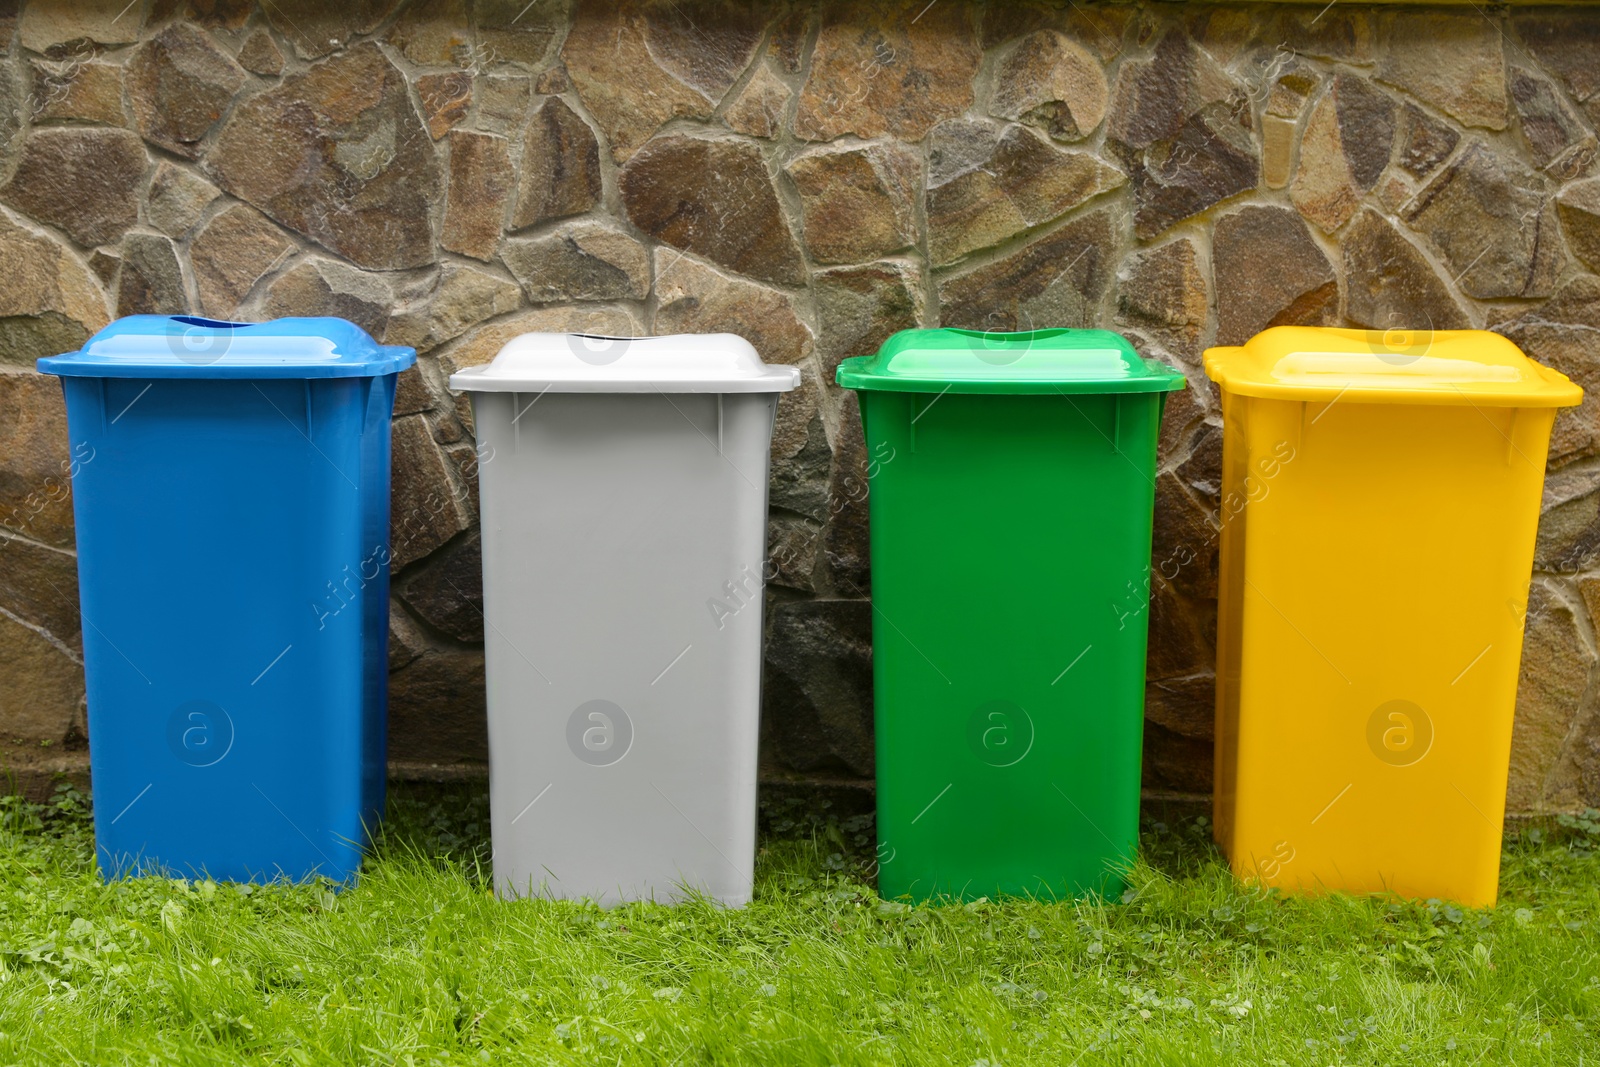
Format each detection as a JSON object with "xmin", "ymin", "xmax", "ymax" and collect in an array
[{"xmin": 1, "ymin": 0, "xmax": 1598, "ymax": 811}]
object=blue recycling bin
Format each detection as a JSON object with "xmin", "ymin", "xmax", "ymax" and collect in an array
[{"xmin": 37, "ymin": 316, "xmax": 415, "ymax": 883}]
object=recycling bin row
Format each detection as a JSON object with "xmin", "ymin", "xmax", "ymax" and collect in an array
[{"xmin": 36, "ymin": 316, "xmax": 1579, "ymax": 910}]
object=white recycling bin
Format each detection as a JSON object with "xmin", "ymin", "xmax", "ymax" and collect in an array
[{"xmin": 449, "ymin": 333, "xmax": 800, "ymax": 906}]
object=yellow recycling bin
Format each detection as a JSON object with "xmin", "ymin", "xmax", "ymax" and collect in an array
[{"xmin": 1204, "ymin": 327, "xmax": 1581, "ymax": 907}]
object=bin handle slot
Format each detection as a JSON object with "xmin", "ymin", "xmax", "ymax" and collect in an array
[{"xmin": 170, "ymin": 316, "xmax": 252, "ymax": 329}]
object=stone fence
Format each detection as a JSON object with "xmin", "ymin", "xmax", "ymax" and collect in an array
[{"xmin": 1, "ymin": 0, "xmax": 1598, "ymax": 812}]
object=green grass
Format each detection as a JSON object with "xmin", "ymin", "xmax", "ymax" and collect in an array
[{"xmin": 1, "ymin": 785, "xmax": 1597, "ymax": 1066}]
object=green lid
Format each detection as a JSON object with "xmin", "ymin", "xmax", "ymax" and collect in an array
[{"xmin": 835, "ymin": 328, "xmax": 1186, "ymax": 394}]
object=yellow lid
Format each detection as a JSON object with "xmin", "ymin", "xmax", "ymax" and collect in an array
[{"xmin": 1203, "ymin": 327, "xmax": 1582, "ymax": 407}]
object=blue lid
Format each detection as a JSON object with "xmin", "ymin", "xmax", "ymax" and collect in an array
[{"xmin": 36, "ymin": 316, "xmax": 416, "ymax": 379}]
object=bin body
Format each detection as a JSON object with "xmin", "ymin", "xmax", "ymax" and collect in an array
[
  {"xmin": 838, "ymin": 329, "xmax": 1184, "ymax": 902},
  {"xmin": 450, "ymin": 333, "xmax": 798, "ymax": 906},
  {"xmin": 38, "ymin": 317, "xmax": 414, "ymax": 883},
  {"xmin": 1206, "ymin": 327, "xmax": 1581, "ymax": 907}
]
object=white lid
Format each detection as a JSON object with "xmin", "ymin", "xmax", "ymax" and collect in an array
[{"xmin": 447, "ymin": 332, "xmax": 801, "ymax": 393}]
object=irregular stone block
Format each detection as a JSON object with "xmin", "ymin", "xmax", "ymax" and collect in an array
[
  {"xmin": 443, "ymin": 441, "xmax": 481, "ymax": 517},
  {"xmin": 387, "ymin": 645, "xmax": 487, "ymax": 763},
  {"xmin": 151, "ymin": 0, "xmax": 258, "ymax": 30},
  {"xmin": 0, "ymin": 127, "xmax": 145, "ymax": 248},
  {"xmin": 1177, "ymin": 421, "xmax": 1222, "ymax": 502},
  {"xmin": 767, "ymin": 515, "xmax": 821, "ymax": 594},
  {"xmin": 0, "ymin": 371, "xmax": 78, "ymax": 549},
  {"xmin": 398, "ymin": 529, "xmax": 483, "ymax": 643},
  {"xmin": 991, "ymin": 29, "xmax": 1108, "ymax": 142},
  {"xmin": 925, "ymin": 119, "xmax": 1123, "ymax": 266},
  {"xmin": 1342, "ymin": 208, "xmax": 1469, "ymax": 332},
  {"xmin": 796, "ymin": 0, "xmax": 980, "ymax": 142},
  {"xmin": 1507, "ymin": 582, "xmax": 1593, "ymax": 812},
  {"xmin": 1115, "ymin": 237, "xmax": 1207, "ymax": 365},
  {"xmin": 392, "ymin": 366, "xmax": 435, "ymax": 418},
  {"xmin": 762, "ymin": 599, "xmax": 873, "ymax": 777},
  {"xmin": 0, "ymin": 207, "xmax": 111, "ymax": 371},
  {"xmin": 418, "ymin": 72, "xmax": 472, "ymax": 140},
  {"xmin": 146, "ymin": 162, "xmax": 219, "ymax": 240},
  {"xmin": 116, "ymin": 233, "xmax": 185, "ymax": 317},
  {"xmin": 261, "ymin": 0, "xmax": 404, "ymax": 60},
  {"xmin": 87, "ymin": 249, "xmax": 119, "ymax": 289},
  {"xmin": 1403, "ymin": 142, "xmax": 1561, "ymax": 300},
  {"xmin": 653, "ymin": 249, "xmax": 811, "ymax": 366},
  {"xmin": 1183, "ymin": 7, "xmax": 1256, "ymax": 65},
  {"xmin": 442, "ymin": 306, "xmax": 643, "ymax": 375},
  {"xmin": 259, "ymin": 259, "xmax": 393, "ymax": 340},
  {"xmin": 562, "ymin": 0, "xmax": 761, "ymax": 161},
  {"xmin": 623, "ymin": 134, "xmax": 805, "ymax": 286},
  {"xmin": 980, "ymin": 2, "xmax": 1132, "ymax": 61},
  {"xmin": 1290, "ymin": 74, "xmax": 1396, "ymax": 233},
  {"xmin": 385, "ymin": 263, "xmax": 522, "ymax": 356},
  {"xmin": 1119, "ymin": 105, "xmax": 1258, "ymax": 237},
  {"xmin": 1557, "ymin": 179, "xmax": 1600, "ymax": 274},
  {"xmin": 1513, "ymin": 9, "xmax": 1600, "ymax": 107},
  {"xmin": 476, "ymin": 0, "xmax": 566, "ymax": 66},
  {"xmin": 814, "ymin": 261, "xmax": 923, "ymax": 384},
  {"xmin": 128, "ymin": 23, "xmax": 246, "ymax": 159},
  {"xmin": 1498, "ymin": 278, "xmax": 1600, "ymax": 467},
  {"xmin": 503, "ymin": 222, "xmax": 649, "ymax": 303},
  {"xmin": 535, "ymin": 66, "xmax": 570, "ymax": 95},
  {"xmin": 1396, "ymin": 102, "xmax": 1459, "ymax": 179},
  {"xmin": 207, "ymin": 44, "xmax": 441, "ymax": 271},
  {"xmin": 1107, "ymin": 29, "xmax": 1237, "ymax": 150},
  {"xmin": 1260, "ymin": 114, "xmax": 1295, "ymax": 190},
  {"xmin": 824, "ymin": 391, "xmax": 872, "ymax": 595},
  {"xmin": 1151, "ymin": 381, "xmax": 1207, "ymax": 464},
  {"xmin": 1510, "ymin": 64, "xmax": 1596, "ymax": 180},
  {"xmin": 475, "ymin": 74, "xmax": 530, "ymax": 134},
  {"xmin": 511, "ymin": 98, "xmax": 601, "ymax": 230},
  {"xmin": 773, "ymin": 399, "xmax": 832, "ymax": 525},
  {"xmin": 189, "ymin": 205, "xmax": 296, "ymax": 317},
  {"xmin": 1142, "ymin": 715, "xmax": 1214, "ymax": 794},
  {"xmin": 0, "ymin": 611, "xmax": 83, "ymax": 752},
  {"xmin": 390, "ymin": 413, "xmax": 473, "ymax": 572},
  {"xmin": 785, "ymin": 141, "xmax": 919, "ymax": 266},
  {"xmin": 639, "ymin": 0, "xmax": 765, "ymax": 97},
  {"xmin": 388, "ymin": 601, "xmax": 427, "ymax": 672},
  {"xmin": 0, "ymin": 530, "xmax": 80, "ymax": 648},
  {"xmin": 30, "ymin": 58, "xmax": 125, "ymax": 124},
  {"xmin": 768, "ymin": 6, "xmax": 811, "ymax": 72},
  {"xmin": 1375, "ymin": 173, "xmax": 1414, "ymax": 216},
  {"xmin": 1265, "ymin": 65, "xmax": 1318, "ymax": 119},
  {"xmin": 386, "ymin": 0, "xmax": 470, "ymax": 66},
  {"xmin": 19, "ymin": 0, "xmax": 141, "ymax": 51},
  {"xmin": 1212, "ymin": 204, "xmax": 1337, "ymax": 346},
  {"xmin": 938, "ymin": 208, "xmax": 1119, "ymax": 332},
  {"xmin": 1106, "ymin": 32, "xmax": 1256, "ymax": 238},
  {"xmin": 724, "ymin": 63, "xmax": 790, "ymax": 139},
  {"xmin": 1145, "ymin": 579, "xmax": 1216, "ymax": 693},
  {"xmin": 442, "ymin": 131, "xmax": 513, "ymax": 263},
  {"xmin": 237, "ymin": 30, "xmax": 284, "ymax": 76},
  {"xmin": 1377, "ymin": 12, "xmax": 1508, "ymax": 130},
  {"xmin": 1536, "ymin": 464, "xmax": 1600, "ymax": 573},
  {"xmin": 1278, "ymin": 4, "xmax": 1374, "ymax": 64}
]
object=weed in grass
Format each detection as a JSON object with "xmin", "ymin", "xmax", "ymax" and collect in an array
[{"xmin": 0, "ymin": 783, "xmax": 1595, "ymax": 1065}]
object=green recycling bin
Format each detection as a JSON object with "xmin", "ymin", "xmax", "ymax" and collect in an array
[{"xmin": 837, "ymin": 328, "xmax": 1184, "ymax": 902}]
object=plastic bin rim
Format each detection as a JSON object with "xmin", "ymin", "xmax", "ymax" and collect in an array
[
  {"xmin": 1203, "ymin": 328, "xmax": 1583, "ymax": 408},
  {"xmin": 835, "ymin": 326, "xmax": 1186, "ymax": 395},
  {"xmin": 446, "ymin": 331, "xmax": 801, "ymax": 393},
  {"xmin": 36, "ymin": 315, "xmax": 416, "ymax": 379}
]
